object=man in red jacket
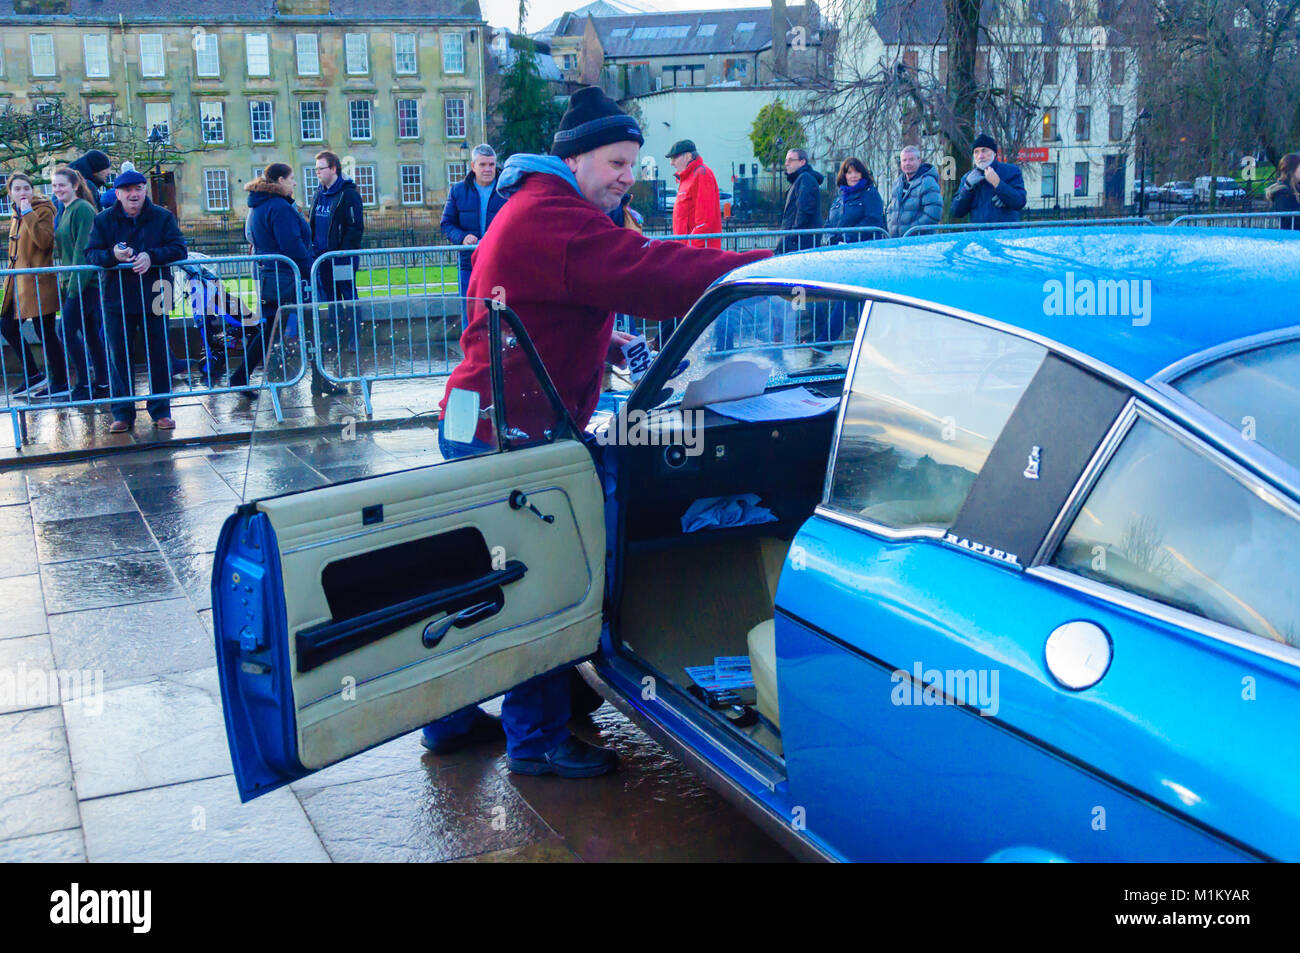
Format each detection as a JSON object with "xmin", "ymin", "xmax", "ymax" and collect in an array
[
  {"xmin": 426, "ymin": 86, "xmax": 771, "ymax": 778},
  {"xmin": 668, "ymin": 139, "xmax": 722, "ymax": 249}
]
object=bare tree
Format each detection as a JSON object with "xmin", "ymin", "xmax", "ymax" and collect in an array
[
  {"xmin": 0, "ymin": 91, "xmax": 230, "ymax": 184},
  {"xmin": 1139, "ymin": 0, "xmax": 1300, "ymax": 200},
  {"xmin": 775, "ymin": 0, "xmax": 1128, "ymax": 209}
]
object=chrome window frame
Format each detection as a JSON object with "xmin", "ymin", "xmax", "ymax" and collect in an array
[
  {"xmin": 1148, "ymin": 325, "xmax": 1300, "ymax": 383},
  {"xmin": 1028, "ymin": 400, "xmax": 1300, "ymax": 668}
]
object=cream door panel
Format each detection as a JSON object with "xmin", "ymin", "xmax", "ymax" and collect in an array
[{"xmin": 256, "ymin": 440, "xmax": 605, "ymax": 769}]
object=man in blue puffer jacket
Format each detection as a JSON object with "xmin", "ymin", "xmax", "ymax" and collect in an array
[
  {"xmin": 950, "ymin": 134, "xmax": 1027, "ymax": 224},
  {"xmin": 440, "ymin": 144, "xmax": 508, "ymax": 323}
]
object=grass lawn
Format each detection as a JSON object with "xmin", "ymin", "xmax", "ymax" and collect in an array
[{"xmin": 166, "ymin": 263, "xmax": 462, "ymax": 319}]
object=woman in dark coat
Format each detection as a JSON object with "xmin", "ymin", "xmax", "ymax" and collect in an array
[
  {"xmin": 826, "ymin": 157, "xmax": 885, "ymax": 245},
  {"xmin": 231, "ymin": 163, "xmax": 344, "ymax": 396},
  {"xmin": 1266, "ymin": 153, "xmax": 1300, "ymax": 231}
]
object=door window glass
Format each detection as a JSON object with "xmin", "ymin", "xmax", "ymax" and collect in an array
[
  {"xmin": 635, "ymin": 290, "xmax": 866, "ymax": 404},
  {"xmin": 1052, "ymin": 418, "xmax": 1300, "ymax": 648},
  {"xmin": 1173, "ymin": 338, "xmax": 1300, "ymax": 469},
  {"xmin": 828, "ymin": 302, "xmax": 1045, "ymax": 530}
]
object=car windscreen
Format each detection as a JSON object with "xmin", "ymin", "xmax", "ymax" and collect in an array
[
  {"xmin": 1173, "ymin": 338, "xmax": 1300, "ymax": 470},
  {"xmin": 633, "ymin": 290, "xmax": 864, "ymax": 410}
]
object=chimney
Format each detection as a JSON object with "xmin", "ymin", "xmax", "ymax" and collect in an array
[{"xmin": 771, "ymin": 0, "xmax": 789, "ymax": 77}]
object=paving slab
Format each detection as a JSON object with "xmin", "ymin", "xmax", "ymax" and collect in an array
[
  {"xmin": 505, "ymin": 707, "xmax": 795, "ymax": 863},
  {"xmin": 47, "ymin": 598, "xmax": 214, "ymax": 690},
  {"xmin": 0, "ymin": 506, "xmax": 37, "ymax": 580},
  {"xmin": 40, "ymin": 552, "xmax": 182, "ymax": 614},
  {"xmin": 0, "ymin": 634, "xmax": 57, "ymax": 713},
  {"xmin": 62, "ymin": 667, "xmax": 230, "ymax": 800},
  {"xmin": 33, "ymin": 510, "xmax": 158, "ymax": 564},
  {"xmin": 295, "ymin": 759, "xmax": 556, "ymax": 863},
  {"xmin": 81, "ymin": 775, "xmax": 329, "ymax": 862},
  {"xmin": 0, "ymin": 574, "xmax": 47, "ymax": 640},
  {"xmin": 0, "ymin": 707, "xmax": 80, "ymax": 841},
  {"xmin": 141, "ymin": 502, "xmax": 233, "ymax": 558},
  {"xmin": 0, "ymin": 826, "xmax": 85, "ymax": 862}
]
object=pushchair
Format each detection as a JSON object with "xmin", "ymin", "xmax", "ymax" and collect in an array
[{"xmin": 170, "ymin": 254, "xmax": 255, "ymax": 383}]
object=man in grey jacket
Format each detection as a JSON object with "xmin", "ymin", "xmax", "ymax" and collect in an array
[{"xmin": 887, "ymin": 146, "xmax": 944, "ymax": 237}]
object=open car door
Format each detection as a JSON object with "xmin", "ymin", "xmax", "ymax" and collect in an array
[{"xmin": 212, "ymin": 305, "xmax": 605, "ymax": 801}]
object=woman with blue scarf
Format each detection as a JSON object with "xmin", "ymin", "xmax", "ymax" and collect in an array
[{"xmin": 826, "ymin": 157, "xmax": 885, "ymax": 245}]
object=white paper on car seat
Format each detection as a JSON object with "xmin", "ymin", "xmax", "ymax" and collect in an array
[
  {"xmin": 706, "ymin": 386, "xmax": 839, "ymax": 422},
  {"xmin": 680, "ymin": 360, "xmax": 769, "ymax": 409}
]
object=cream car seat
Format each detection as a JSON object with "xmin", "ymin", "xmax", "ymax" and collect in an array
[{"xmin": 746, "ymin": 537, "xmax": 789, "ymax": 729}]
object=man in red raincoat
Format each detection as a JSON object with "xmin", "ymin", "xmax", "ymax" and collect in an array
[
  {"xmin": 668, "ymin": 139, "xmax": 723, "ymax": 249},
  {"xmin": 426, "ymin": 86, "xmax": 771, "ymax": 778}
]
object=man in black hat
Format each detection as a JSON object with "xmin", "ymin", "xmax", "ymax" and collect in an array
[
  {"xmin": 950, "ymin": 133, "xmax": 1027, "ymax": 224},
  {"xmin": 667, "ymin": 139, "xmax": 722, "ymax": 249},
  {"xmin": 421, "ymin": 86, "xmax": 771, "ymax": 779},
  {"xmin": 67, "ymin": 150, "xmax": 113, "ymax": 211},
  {"xmin": 83, "ymin": 167, "xmax": 187, "ymax": 432}
]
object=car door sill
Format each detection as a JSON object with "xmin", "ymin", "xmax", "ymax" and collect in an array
[{"xmin": 579, "ymin": 658, "xmax": 836, "ymax": 863}]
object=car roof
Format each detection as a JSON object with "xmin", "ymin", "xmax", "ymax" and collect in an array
[{"xmin": 721, "ymin": 227, "xmax": 1300, "ymax": 382}]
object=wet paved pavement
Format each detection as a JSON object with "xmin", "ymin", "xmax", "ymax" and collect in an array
[{"xmin": 0, "ymin": 380, "xmax": 793, "ymax": 862}]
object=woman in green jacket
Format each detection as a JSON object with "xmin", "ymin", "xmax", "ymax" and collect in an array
[{"xmin": 52, "ymin": 165, "xmax": 109, "ymax": 401}]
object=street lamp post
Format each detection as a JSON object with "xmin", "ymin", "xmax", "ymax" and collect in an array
[{"xmin": 1134, "ymin": 107, "xmax": 1151, "ymax": 217}]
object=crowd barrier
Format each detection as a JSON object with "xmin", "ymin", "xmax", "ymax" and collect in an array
[
  {"xmin": 1169, "ymin": 211, "xmax": 1300, "ymax": 229},
  {"xmin": 6, "ymin": 216, "xmax": 1295, "ymax": 449},
  {"xmin": 0, "ymin": 253, "xmax": 305, "ymax": 449},
  {"xmin": 901, "ymin": 216, "xmax": 1156, "ymax": 238}
]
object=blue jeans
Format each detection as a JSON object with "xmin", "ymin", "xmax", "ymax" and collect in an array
[
  {"xmin": 103, "ymin": 308, "xmax": 171, "ymax": 424},
  {"xmin": 422, "ymin": 422, "xmax": 572, "ymax": 759},
  {"xmin": 316, "ymin": 261, "xmax": 360, "ymax": 351},
  {"xmin": 59, "ymin": 285, "xmax": 109, "ymax": 392}
]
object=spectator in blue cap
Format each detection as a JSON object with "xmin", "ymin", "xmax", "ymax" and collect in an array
[{"xmin": 83, "ymin": 166, "xmax": 187, "ymax": 432}]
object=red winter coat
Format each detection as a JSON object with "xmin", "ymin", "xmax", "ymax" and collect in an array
[
  {"xmin": 440, "ymin": 172, "xmax": 770, "ymax": 442},
  {"xmin": 672, "ymin": 156, "xmax": 722, "ymax": 249}
]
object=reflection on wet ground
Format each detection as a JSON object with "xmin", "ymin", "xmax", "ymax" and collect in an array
[{"xmin": 0, "ymin": 396, "xmax": 794, "ymax": 862}]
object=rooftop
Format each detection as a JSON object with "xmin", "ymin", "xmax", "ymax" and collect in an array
[
  {"xmin": 0, "ymin": 0, "xmax": 482, "ymax": 22},
  {"xmin": 552, "ymin": 4, "xmax": 823, "ymax": 57},
  {"xmin": 724, "ymin": 227, "xmax": 1300, "ymax": 383}
]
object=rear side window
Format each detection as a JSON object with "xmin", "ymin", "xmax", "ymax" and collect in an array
[
  {"xmin": 1052, "ymin": 417, "xmax": 1300, "ymax": 648},
  {"xmin": 827, "ymin": 302, "xmax": 1045, "ymax": 530},
  {"xmin": 1173, "ymin": 338, "xmax": 1300, "ymax": 469}
]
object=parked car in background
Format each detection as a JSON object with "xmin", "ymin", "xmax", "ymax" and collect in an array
[
  {"xmin": 1132, "ymin": 182, "xmax": 1162, "ymax": 205},
  {"xmin": 1160, "ymin": 181, "xmax": 1196, "ymax": 204},
  {"xmin": 1194, "ymin": 176, "xmax": 1247, "ymax": 204},
  {"xmin": 213, "ymin": 226, "xmax": 1300, "ymax": 862}
]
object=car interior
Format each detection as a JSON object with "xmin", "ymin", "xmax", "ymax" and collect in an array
[{"xmin": 607, "ymin": 290, "xmax": 865, "ymax": 757}]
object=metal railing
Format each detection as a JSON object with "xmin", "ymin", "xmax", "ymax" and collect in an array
[
  {"xmin": 1169, "ymin": 211, "xmax": 1300, "ymax": 229},
  {"xmin": 0, "ymin": 254, "xmax": 306, "ymax": 449},
  {"xmin": 309, "ymin": 245, "xmax": 468, "ymax": 415},
  {"xmin": 9, "ymin": 217, "xmax": 1293, "ymax": 452},
  {"xmin": 901, "ymin": 217, "xmax": 1157, "ymax": 238}
]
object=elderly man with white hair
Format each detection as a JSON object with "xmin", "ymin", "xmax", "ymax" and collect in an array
[
  {"xmin": 886, "ymin": 145, "xmax": 945, "ymax": 237},
  {"xmin": 440, "ymin": 143, "xmax": 507, "ymax": 323}
]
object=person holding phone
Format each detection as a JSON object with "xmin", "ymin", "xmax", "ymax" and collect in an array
[
  {"xmin": 83, "ymin": 167, "xmax": 187, "ymax": 432},
  {"xmin": 0, "ymin": 173, "xmax": 68, "ymax": 399}
]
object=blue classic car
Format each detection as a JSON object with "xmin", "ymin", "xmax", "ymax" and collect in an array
[{"xmin": 213, "ymin": 227, "xmax": 1300, "ymax": 861}]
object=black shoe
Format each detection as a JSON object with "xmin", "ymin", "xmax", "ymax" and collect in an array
[
  {"xmin": 69, "ymin": 386, "xmax": 92, "ymax": 402},
  {"xmin": 507, "ymin": 735, "xmax": 618, "ymax": 778},
  {"xmin": 311, "ymin": 377, "xmax": 348, "ymax": 396},
  {"xmin": 420, "ymin": 709, "xmax": 504, "ymax": 755},
  {"xmin": 10, "ymin": 376, "xmax": 46, "ymax": 397},
  {"xmin": 92, "ymin": 384, "xmax": 111, "ymax": 399}
]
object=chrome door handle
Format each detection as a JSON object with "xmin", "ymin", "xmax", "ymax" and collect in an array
[
  {"xmin": 1044, "ymin": 621, "xmax": 1112, "ymax": 690},
  {"xmin": 422, "ymin": 599, "xmax": 502, "ymax": 649}
]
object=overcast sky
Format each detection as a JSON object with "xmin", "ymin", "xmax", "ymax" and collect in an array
[{"xmin": 480, "ymin": 0, "xmax": 774, "ymax": 34}]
